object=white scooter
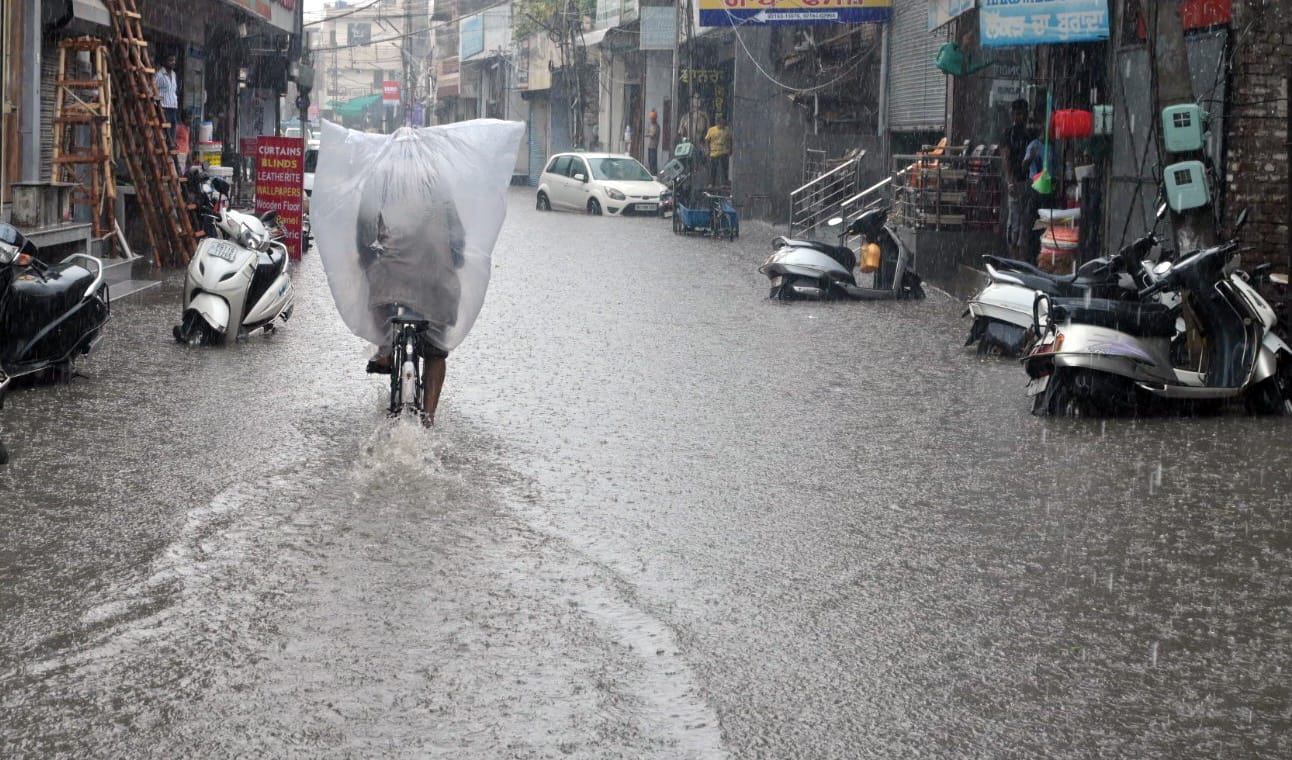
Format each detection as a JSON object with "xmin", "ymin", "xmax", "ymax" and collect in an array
[
  {"xmin": 1024, "ymin": 210, "xmax": 1292, "ymax": 417},
  {"xmin": 173, "ymin": 207, "xmax": 294, "ymax": 345},
  {"xmin": 759, "ymin": 204, "xmax": 925, "ymax": 301}
]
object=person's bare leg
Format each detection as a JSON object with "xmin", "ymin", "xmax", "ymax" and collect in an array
[{"xmin": 422, "ymin": 356, "xmax": 446, "ymax": 425}]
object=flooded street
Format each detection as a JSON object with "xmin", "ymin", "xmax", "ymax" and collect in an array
[{"xmin": 3, "ymin": 187, "xmax": 1292, "ymax": 758}]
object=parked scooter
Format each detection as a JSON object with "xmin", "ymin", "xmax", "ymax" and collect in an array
[
  {"xmin": 0, "ymin": 224, "xmax": 111, "ymax": 464},
  {"xmin": 965, "ymin": 227, "xmax": 1167, "ymax": 357},
  {"xmin": 1024, "ymin": 210, "xmax": 1292, "ymax": 417},
  {"xmin": 759, "ymin": 204, "xmax": 925, "ymax": 301},
  {"xmin": 172, "ymin": 207, "xmax": 294, "ymax": 345}
]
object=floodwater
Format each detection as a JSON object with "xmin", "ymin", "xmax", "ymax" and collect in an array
[{"xmin": 2, "ymin": 188, "xmax": 1292, "ymax": 758}]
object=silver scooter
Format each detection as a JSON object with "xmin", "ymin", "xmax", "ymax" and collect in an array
[
  {"xmin": 759, "ymin": 205, "xmax": 924, "ymax": 301},
  {"xmin": 966, "ymin": 206, "xmax": 1172, "ymax": 357},
  {"xmin": 173, "ymin": 207, "xmax": 294, "ymax": 345},
  {"xmin": 1024, "ymin": 211, "xmax": 1292, "ymax": 416}
]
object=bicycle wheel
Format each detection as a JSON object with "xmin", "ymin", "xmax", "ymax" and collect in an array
[
  {"xmin": 708, "ymin": 202, "xmax": 723, "ymax": 238},
  {"xmin": 388, "ymin": 327, "xmax": 406, "ymax": 415}
]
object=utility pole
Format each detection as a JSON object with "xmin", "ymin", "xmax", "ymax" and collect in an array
[{"xmin": 1139, "ymin": 0, "xmax": 1217, "ymax": 254}]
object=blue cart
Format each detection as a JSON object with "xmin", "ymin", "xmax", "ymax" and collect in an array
[{"xmin": 672, "ymin": 196, "xmax": 739, "ymax": 239}]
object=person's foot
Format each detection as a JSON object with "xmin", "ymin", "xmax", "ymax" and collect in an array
[
  {"xmin": 419, "ymin": 412, "xmax": 433, "ymax": 428},
  {"xmin": 365, "ymin": 357, "xmax": 392, "ymax": 374}
]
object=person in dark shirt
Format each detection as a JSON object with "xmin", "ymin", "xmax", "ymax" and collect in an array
[{"xmin": 1000, "ymin": 98, "xmax": 1033, "ymax": 259}]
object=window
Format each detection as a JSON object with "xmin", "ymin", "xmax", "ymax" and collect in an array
[
  {"xmin": 566, "ymin": 158, "xmax": 588, "ymax": 178},
  {"xmin": 548, "ymin": 155, "xmax": 572, "ymax": 176}
]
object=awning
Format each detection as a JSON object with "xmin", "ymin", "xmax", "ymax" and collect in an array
[{"xmin": 332, "ymin": 93, "xmax": 383, "ymax": 117}]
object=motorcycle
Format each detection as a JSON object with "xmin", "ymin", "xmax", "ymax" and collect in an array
[
  {"xmin": 759, "ymin": 204, "xmax": 925, "ymax": 301},
  {"xmin": 172, "ymin": 206, "xmax": 294, "ymax": 345},
  {"xmin": 0, "ymin": 224, "xmax": 111, "ymax": 464},
  {"xmin": 1023, "ymin": 210, "xmax": 1292, "ymax": 417},
  {"xmin": 965, "ymin": 229, "xmax": 1168, "ymax": 357}
]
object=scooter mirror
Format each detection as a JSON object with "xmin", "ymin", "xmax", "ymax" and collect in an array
[
  {"xmin": 826, "ymin": 217, "xmax": 843, "ymax": 227},
  {"xmin": 211, "ymin": 177, "xmax": 231, "ymax": 196}
]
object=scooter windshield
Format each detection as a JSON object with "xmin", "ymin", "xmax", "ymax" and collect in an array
[{"xmin": 311, "ymin": 118, "xmax": 524, "ymax": 351}]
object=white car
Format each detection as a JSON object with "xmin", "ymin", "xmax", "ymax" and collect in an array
[
  {"xmin": 303, "ymin": 139, "xmax": 319, "ymax": 197},
  {"xmin": 536, "ymin": 152, "xmax": 670, "ymax": 216}
]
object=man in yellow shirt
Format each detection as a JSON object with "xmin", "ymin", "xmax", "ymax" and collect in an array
[{"xmin": 704, "ymin": 116, "xmax": 732, "ymax": 187}]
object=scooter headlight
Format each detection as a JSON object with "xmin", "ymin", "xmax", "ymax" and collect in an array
[{"xmin": 0, "ymin": 241, "xmax": 15, "ymax": 265}]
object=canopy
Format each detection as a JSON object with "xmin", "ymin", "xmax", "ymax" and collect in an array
[{"xmin": 332, "ymin": 93, "xmax": 383, "ymax": 117}]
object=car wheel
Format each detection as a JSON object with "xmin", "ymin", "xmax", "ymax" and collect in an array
[
  {"xmin": 587, "ymin": 198, "xmax": 602, "ymax": 216},
  {"xmin": 536, "ymin": 192, "xmax": 551, "ymax": 211}
]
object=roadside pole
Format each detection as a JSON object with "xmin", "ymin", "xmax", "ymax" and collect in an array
[{"xmin": 1139, "ymin": 0, "xmax": 1217, "ymax": 253}]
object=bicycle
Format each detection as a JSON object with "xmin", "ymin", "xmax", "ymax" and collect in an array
[
  {"xmin": 386, "ymin": 305, "xmax": 430, "ymax": 420},
  {"xmin": 704, "ymin": 191, "xmax": 737, "ymax": 241}
]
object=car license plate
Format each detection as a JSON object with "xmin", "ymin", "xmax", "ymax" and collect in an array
[
  {"xmin": 637, "ymin": 203, "xmax": 657, "ymax": 212},
  {"xmin": 1025, "ymin": 375, "xmax": 1049, "ymax": 396},
  {"xmin": 208, "ymin": 241, "xmax": 239, "ymax": 262}
]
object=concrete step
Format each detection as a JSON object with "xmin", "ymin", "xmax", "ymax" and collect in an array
[{"xmin": 101, "ymin": 255, "xmax": 162, "ymax": 302}]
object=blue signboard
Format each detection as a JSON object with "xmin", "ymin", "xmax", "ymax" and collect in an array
[
  {"xmin": 980, "ymin": 0, "xmax": 1109, "ymax": 47},
  {"xmin": 699, "ymin": 0, "xmax": 892, "ymax": 28}
]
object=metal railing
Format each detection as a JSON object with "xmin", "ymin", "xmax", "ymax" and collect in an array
[{"xmin": 789, "ymin": 151, "xmax": 865, "ymax": 236}]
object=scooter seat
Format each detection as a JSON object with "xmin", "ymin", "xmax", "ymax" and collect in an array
[
  {"xmin": 7, "ymin": 263, "xmax": 96, "ymax": 319},
  {"xmin": 983, "ymin": 255, "xmax": 1051, "ymax": 278},
  {"xmin": 774, "ymin": 238, "xmax": 857, "ymax": 271},
  {"xmin": 1051, "ymin": 297, "xmax": 1177, "ymax": 337}
]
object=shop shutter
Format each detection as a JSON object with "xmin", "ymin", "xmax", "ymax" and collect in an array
[{"xmin": 886, "ymin": 0, "xmax": 948, "ymax": 133}]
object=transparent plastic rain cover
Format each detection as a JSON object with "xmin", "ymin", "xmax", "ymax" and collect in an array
[{"xmin": 311, "ymin": 118, "xmax": 524, "ymax": 351}]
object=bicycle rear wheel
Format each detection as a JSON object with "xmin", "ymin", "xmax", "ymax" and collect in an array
[{"xmin": 388, "ymin": 327, "xmax": 407, "ymax": 415}]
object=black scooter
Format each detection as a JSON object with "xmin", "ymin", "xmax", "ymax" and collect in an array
[{"xmin": 0, "ymin": 224, "xmax": 110, "ymax": 464}]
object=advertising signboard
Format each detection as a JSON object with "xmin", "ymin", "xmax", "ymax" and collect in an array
[
  {"xmin": 255, "ymin": 137, "xmax": 306, "ymax": 261},
  {"xmin": 980, "ymin": 0, "xmax": 1109, "ymax": 47},
  {"xmin": 698, "ymin": 0, "xmax": 892, "ymax": 28},
  {"xmin": 383, "ymin": 81, "xmax": 401, "ymax": 106}
]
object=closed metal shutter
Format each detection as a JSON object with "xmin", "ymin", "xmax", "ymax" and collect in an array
[{"xmin": 887, "ymin": 0, "xmax": 948, "ymax": 132}]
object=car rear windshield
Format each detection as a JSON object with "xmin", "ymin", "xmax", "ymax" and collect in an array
[{"xmin": 588, "ymin": 157, "xmax": 652, "ymax": 181}]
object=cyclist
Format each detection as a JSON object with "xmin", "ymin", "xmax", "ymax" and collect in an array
[{"xmin": 357, "ymin": 131, "xmax": 466, "ymax": 425}]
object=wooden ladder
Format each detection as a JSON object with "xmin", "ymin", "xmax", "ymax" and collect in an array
[
  {"xmin": 103, "ymin": 0, "xmax": 198, "ymax": 266},
  {"xmin": 52, "ymin": 36, "xmax": 116, "ymax": 248}
]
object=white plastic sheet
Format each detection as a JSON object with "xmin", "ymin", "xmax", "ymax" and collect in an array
[{"xmin": 311, "ymin": 118, "xmax": 524, "ymax": 351}]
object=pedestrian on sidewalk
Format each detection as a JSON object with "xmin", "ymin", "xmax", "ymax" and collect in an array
[
  {"xmin": 705, "ymin": 116, "xmax": 732, "ymax": 187},
  {"xmin": 154, "ymin": 54, "xmax": 179, "ymax": 148},
  {"xmin": 999, "ymin": 98, "xmax": 1032, "ymax": 260},
  {"xmin": 173, "ymin": 111, "xmax": 191, "ymax": 175}
]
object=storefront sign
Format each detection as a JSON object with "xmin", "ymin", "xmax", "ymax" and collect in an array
[
  {"xmin": 929, "ymin": 0, "xmax": 974, "ymax": 31},
  {"xmin": 698, "ymin": 0, "xmax": 892, "ymax": 28},
  {"xmin": 981, "ymin": 0, "xmax": 1109, "ymax": 47},
  {"xmin": 383, "ymin": 81, "xmax": 401, "ymax": 106},
  {"xmin": 255, "ymin": 137, "xmax": 305, "ymax": 261}
]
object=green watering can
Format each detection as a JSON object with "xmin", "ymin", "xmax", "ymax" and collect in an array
[{"xmin": 935, "ymin": 43, "xmax": 995, "ymax": 77}]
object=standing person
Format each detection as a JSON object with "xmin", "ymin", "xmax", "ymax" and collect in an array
[
  {"xmin": 622, "ymin": 121, "xmax": 633, "ymax": 157},
  {"xmin": 704, "ymin": 116, "xmax": 732, "ymax": 187},
  {"xmin": 999, "ymin": 98, "xmax": 1032, "ymax": 259},
  {"xmin": 646, "ymin": 110, "xmax": 661, "ymax": 174},
  {"xmin": 676, "ymin": 94, "xmax": 710, "ymax": 150},
  {"xmin": 154, "ymin": 54, "xmax": 179, "ymax": 148}
]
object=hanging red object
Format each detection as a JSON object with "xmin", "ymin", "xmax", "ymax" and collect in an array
[{"xmin": 1051, "ymin": 109, "xmax": 1094, "ymax": 140}]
